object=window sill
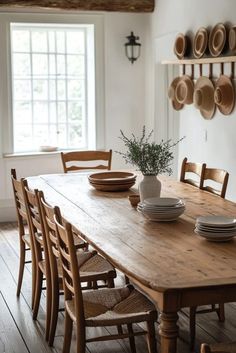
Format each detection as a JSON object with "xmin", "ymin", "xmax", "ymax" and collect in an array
[{"xmin": 4, "ymin": 150, "xmax": 62, "ymax": 158}]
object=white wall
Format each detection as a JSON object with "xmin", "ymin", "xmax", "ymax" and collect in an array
[
  {"xmin": 0, "ymin": 9, "xmax": 150, "ymax": 221},
  {"xmin": 151, "ymin": 0, "xmax": 236, "ymax": 201}
]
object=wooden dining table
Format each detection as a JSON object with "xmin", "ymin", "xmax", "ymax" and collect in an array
[{"xmin": 27, "ymin": 172, "xmax": 236, "ymax": 353}]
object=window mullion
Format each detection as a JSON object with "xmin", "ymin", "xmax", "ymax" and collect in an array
[
  {"xmin": 29, "ymin": 29, "xmax": 34, "ymax": 147},
  {"xmin": 84, "ymin": 28, "xmax": 88, "ymax": 149},
  {"xmin": 65, "ymin": 30, "xmax": 69, "ymax": 149},
  {"xmin": 47, "ymin": 29, "xmax": 50, "ymax": 145},
  {"xmin": 55, "ymin": 29, "xmax": 59, "ymax": 148}
]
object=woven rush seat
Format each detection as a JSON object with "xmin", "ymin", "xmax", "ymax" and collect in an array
[
  {"xmin": 55, "ymin": 250, "xmax": 116, "ymax": 281},
  {"xmin": 66, "ymin": 285, "xmax": 157, "ymax": 326},
  {"xmin": 55, "ymin": 214, "xmax": 158, "ymax": 353},
  {"xmin": 79, "ymin": 251, "xmax": 115, "ymax": 276},
  {"xmin": 201, "ymin": 342, "xmax": 236, "ymax": 353}
]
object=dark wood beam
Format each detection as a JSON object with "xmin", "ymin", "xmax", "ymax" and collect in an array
[{"xmin": 0, "ymin": 0, "xmax": 155, "ymax": 12}]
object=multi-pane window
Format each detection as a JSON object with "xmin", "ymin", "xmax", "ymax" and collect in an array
[{"xmin": 10, "ymin": 23, "xmax": 95, "ymax": 153}]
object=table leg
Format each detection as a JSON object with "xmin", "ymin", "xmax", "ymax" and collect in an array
[{"xmin": 159, "ymin": 311, "xmax": 179, "ymax": 353}]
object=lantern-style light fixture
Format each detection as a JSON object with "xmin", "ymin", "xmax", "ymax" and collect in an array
[{"xmin": 125, "ymin": 31, "xmax": 141, "ymax": 64}]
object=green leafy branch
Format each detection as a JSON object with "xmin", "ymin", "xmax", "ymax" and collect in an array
[{"xmin": 116, "ymin": 126, "xmax": 184, "ymax": 175}]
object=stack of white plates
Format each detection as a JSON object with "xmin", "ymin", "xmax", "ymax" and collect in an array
[
  {"xmin": 137, "ymin": 197, "xmax": 185, "ymax": 222},
  {"xmin": 195, "ymin": 215, "xmax": 236, "ymax": 242}
]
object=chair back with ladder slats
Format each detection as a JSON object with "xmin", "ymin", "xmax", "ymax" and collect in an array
[
  {"xmin": 21, "ymin": 181, "xmax": 50, "ymax": 279},
  {"xmin": 11, "ymin": 169, "xmax": 28, "ymax": 229},
  {"xmin": 61, "ymin": 150, "xmax": 112, "ymax": 173},
  {"xmin": 180, "ymin": 157, "xmax": 206, "ymax": 188},
  {"xmin": 11, "ymin": 169, "xmax": 33, "ymax": 298},
  {"xmin": 201, "ymin": 167, "xmax": 229, "ymax": 198},
  {"xmin": 39, "ymin": 191, "xmax": 61, "ymax": 259},
  {"xmin": 38, "ymin": 191, "xmax": 62, "ymax": 287},
  {"xmin": 54, "ymin": 214, "xmax": 85, "ymax": 327}
]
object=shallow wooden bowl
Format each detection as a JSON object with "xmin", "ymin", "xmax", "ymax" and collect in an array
[
  {"xmin": 90, "ymin": 181, "xmax": 135, "ymax": 192},
  {"xmin": 88, "ymin": 171, "xmax": 136, "ymax": 185}
]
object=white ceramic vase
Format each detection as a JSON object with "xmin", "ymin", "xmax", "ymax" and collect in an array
[{"xmin": 139, "ymin": 175, "xmax": 161, "ymax": 202}]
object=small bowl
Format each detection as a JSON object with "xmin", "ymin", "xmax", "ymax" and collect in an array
[
  {"xmin": 39, "ymin": 146, "xmax": 58, "ymax": 152},
  {"xmin": 128, "ymin": 194, "xmax": 140, "ymax": 208}
]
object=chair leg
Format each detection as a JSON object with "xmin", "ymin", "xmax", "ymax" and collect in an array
[
  {"xmin": 189, "ymin": 307, "xmax": 196, "ymax": 350},
  {"xmin": 16, "ymin": 239, "xmax": 26, "ymax": 297},
  {"xmin": 217, "ymin": 303, "xmax": 225, "ymax": 322},
  {"xmin": 125, "ymin": 275, "xmax": 130, "ymax": 284},
  {"xmin": 48, "ymin": 282, "xmax": 59, "ymax": 346},
  {"xmin": 117, "ymin": 325, "xmax": 123, "ymax": 335},
  {"xmin": 63, "ymin": 311, "xmax": 73, "ymax": 353},
  {"xmin": 76, "ymin": 321, "xmax": 86, "ymax": 353},
  {"xmin": 33, "ymin": 269, "xmax": 43, "ymax": 320},
  {"xmin": 127, "ymin": 324, "xmax": 136, "ymax": 353},
  {"xmin": 31, "ymin": 248, "xmax": 37, "ymax": 310},
  {"xmin": 107, "ymin": 277, "xmax": 115, "ymax": 288},
  {"xmin": 146, "ymin": 320, "xmax": 157, "ymax": 353},
  {"xmin": 45, "ymin": 278, "xmax": 52, "ymax": 342}
]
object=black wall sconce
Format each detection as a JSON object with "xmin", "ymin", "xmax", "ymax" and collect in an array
[{"xmin": 125, "ymin": 31, "xmax": 141, "ymax": 64}]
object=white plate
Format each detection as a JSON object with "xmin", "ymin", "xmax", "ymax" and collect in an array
[
  {"xmin": 196, "ymin": 215, "xmax": 236, "ymax": 227},
  {"xmin": 143, "ymin": 197, "xmax": 182, "ymax": 207},
  {"xmin": 140, "ymin": 205, "xmax": 185, "ymax": 212},
  {"xmin": 195, "ymin": 228, "xmax": 236, "ymax": 238},
  {"xmin": 196, "ymin": 225, "xmax": 236, "ymax": 233},
  {"xmin": 139, "ymin": 208, "xmax": 185, "ymax": 216},
  {"xmin": 142, "ymin": 213, "xmax": 182, "ymax": 222},
  {"xmin": 139, "ymin": 209, "xmax": 185, "ymax": 219},
  {"xmin": 194, "ymin": 229, "xmax": 235, "ymax": 242},
  {"xmin": 146, "ymin": 216, "xmax": 180, "ymax": 222}
]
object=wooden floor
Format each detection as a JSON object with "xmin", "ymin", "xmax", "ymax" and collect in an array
[{"xmin": 0, "ymin": 222, "xmax": 236, "ymax": 353}]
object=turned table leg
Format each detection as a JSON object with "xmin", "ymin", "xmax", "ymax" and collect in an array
[{"xmin": 159, "ymin": 312, "xmax": 179, "ymax": 353}]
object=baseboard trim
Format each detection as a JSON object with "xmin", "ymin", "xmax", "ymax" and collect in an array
[{"xmin": 0, "ymin": 199, "xmax": 17, "ymax": 222}]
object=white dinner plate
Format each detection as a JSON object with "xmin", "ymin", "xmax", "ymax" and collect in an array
[
  {"xmin": 140, "ymin": 204, "xmax": 185, "ymax": 212},
  {"xmin": 195, "ymin": 228, "xmax": 236, "ymax": 238},
  {"xmin": 143, "ymin": 197, "xmax": 183, "ymax": 207},
  {"xmin": 142, "ymin": 213, "xmax": 182, "ymax": 222},
  {"xmin": 196, "ymin": 215, "xmax": 236, "ymax": 227},
  {"xmin": 196, "ymin": 224, "xmax": 236, "ymax": 233},
  {"xmin": 194, "ymin": 229, "xmax": 235, "ymax": 242},
  {"xmin": 139, "ymin": 208, "xmax": 184, "ymax": 219},
  {"xmin": 139, "ymin": 208, "xmax": 185, "ymax": 216}
]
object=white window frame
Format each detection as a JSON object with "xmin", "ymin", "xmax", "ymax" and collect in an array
[{"xmin": 0, "ymin": 11, "xmax": 105, "ymax": 156}]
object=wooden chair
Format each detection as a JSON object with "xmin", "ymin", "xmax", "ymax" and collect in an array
[
  {"xmin": 201, "ymin": 167, "xmax": 229, "ymax": 198},
  {"xmin": 21, "ymin": 180, "xmax": 52, "ymax": 342},
  {"xmin": 38, "ymin": 192, "xmax": 117, "ymax": 346},
  {"xmin": 190, "ymin": 304, "xmax": 225, "ymax": 349},
  {"xmin": 201, "ymin": 342, "xmax": 236, "ymax": 353},
  {"xmin": 61, "ymin": 150, "xmax": 112, "ymax": 173},
  {"xmin": 11, "ymin": 169, "xmax": 36, "ymax": 308},
  {"xmin": 54, "ymin": 214, "xmax": 158, "ymax": 353},
  {"xmin": 189, "ymin": 166, "xmax": 229, "ymax": 348},
  {"xmin": 180, "ymin": 157, "xmax": 206, "ymax": 188}
]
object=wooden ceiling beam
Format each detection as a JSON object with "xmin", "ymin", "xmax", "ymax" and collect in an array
[{"xmin": 0, "ymin": 0, "xmax": 155, "ymax": 12}]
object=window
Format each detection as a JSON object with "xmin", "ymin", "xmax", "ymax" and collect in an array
[{"xmin": 10, "ymin": 23, "xmax": 96, "ymax": 153}]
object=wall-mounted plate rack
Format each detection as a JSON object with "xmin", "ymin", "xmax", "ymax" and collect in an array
[{"xmin": 162, "ymin": 56, "xmax": 236, "ymax": 65}]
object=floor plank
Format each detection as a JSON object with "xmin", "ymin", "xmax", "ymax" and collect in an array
[
  {"xmin": 0, "ymin": 291, "xmax": 29, "ymax": 353},
  {"xmin": 0, "ymin": 222, "xmax": 236, "ymax": 353}
]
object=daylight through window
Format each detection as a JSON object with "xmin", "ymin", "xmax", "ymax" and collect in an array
[{"xmin": 11, "ymin": 23, "xmax": 95, "ymax": 153}]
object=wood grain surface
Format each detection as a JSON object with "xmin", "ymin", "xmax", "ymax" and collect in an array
[
  {"xmin": 0, "ymin": 0, "xmax": 154, "ymax": 12},
  {"xmin": 27, "ymin": 172, "xmax": 236, "ymax": 353}
]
